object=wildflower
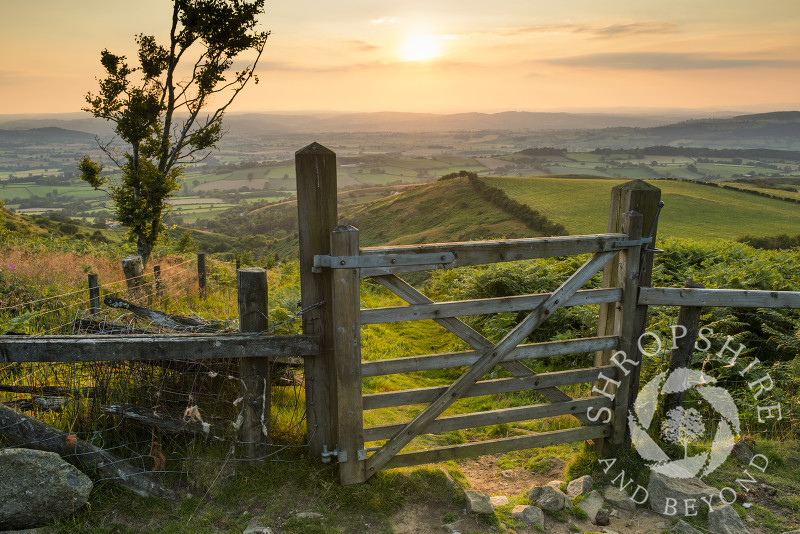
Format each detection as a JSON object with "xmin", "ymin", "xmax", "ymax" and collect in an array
[{"xmin": 8, "ymin": 263, "xmax": 14, "ymax": 271}]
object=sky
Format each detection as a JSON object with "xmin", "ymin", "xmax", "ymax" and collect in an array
[{"xmin": 1, "ymin": 0, "xmax": 800, "ymax": 115}]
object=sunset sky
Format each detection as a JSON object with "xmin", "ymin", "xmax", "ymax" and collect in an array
[{"xmin": 2, "ymin": 0, "xmax": 799, "ymax": 115}]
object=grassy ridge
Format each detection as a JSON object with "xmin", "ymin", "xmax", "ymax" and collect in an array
[{"xmin": 484, "ymin": 176, "xmax": 800, "ymax": 239}]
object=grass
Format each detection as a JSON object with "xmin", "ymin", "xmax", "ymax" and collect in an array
[{"xmin": 483, "ymin": 176, "xmax": 800, "ymax": 239}]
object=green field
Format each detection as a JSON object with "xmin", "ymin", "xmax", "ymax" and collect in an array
[{"xmin": 483, "ymin": 176, "xmax": 800, "ymax": 239}]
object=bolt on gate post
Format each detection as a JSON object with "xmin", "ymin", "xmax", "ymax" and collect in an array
[
  {"xmin": 594, "ymin": 179, "xmax": 661, "ymax": 453},
  {"xmin": 296, "ymin": 142, "xmax": 339, "ymax": 459}
]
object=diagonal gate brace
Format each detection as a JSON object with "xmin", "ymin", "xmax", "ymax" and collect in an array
[{"xmin": 365, "ymin": 250, "xmax": 618, "ymax": 476}]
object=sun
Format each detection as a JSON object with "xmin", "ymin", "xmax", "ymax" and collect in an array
[{"xmin": 401, "ymin": 34, "xmax": 442, "ymax": 62}]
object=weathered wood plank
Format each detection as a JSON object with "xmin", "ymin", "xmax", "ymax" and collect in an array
[
  {"xmin": 664, "ymin": 280, "xmax": 706, "ymax": 415},
  {"xmin": 364, "ymin": 397, "xmax": 611, "ymax": 442},
  {"xmin": 364, "ymin": 250, "xmax": 617, "ymax": 476},
  {"xmin": 382, "ymin": 424, "xmax": 611, "ymax": 470},
  {"xmin": 361, "ymin": 336, "xmax": 619, "ymax": 377},
  {"xmin": 363, "ymin": 365, "xmax": 617, "ymax": 410},
  {"xmin": 638, "ymin": 287, "xmax": 800, "ymax": 308},
  {"xmin": 359, "ymin": 234, "xmax": 625, "ymax": 276},
  {"xmin": 330, "ymin": 225, "xmax": 366, "ymax": 485},
  {"xmin": 361, "ymin": 288, "xmax": 622, "ymax": 324},
  {"xmin": 0, "ymin": 334, "xmax": 319, "ymax": 363}
]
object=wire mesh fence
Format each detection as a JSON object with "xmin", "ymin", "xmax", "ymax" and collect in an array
[{"xmin": 0, "ymin": 255, "xmax": 311, "ymax": 488}]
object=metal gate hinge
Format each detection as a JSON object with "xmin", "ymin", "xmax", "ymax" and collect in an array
[
  {"xmin": 337, "ymin": 450, "xmax": 348, "ymax": 463},
  {"xmin": 313, "ymin": 252, "xmax": 455, "ymax": 272},
  {"xmin": 357, "ymin": 449, "xmax": 367, "ymax": 461}
]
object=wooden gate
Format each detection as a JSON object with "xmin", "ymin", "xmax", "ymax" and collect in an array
[{"xmin": 299, "ymin": 144, "xmax": 663, "ymax": 484}]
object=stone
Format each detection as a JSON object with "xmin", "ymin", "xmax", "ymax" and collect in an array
[
  {"xmin": 577, "ymin": 490, "xmax": 605, "ymax": 524},
  {"xmin": 567, "ymin": 475, "xmax": 593, "ymax": 498},
  {"xmin": 708, "ymin": 504, "xmax": 750, "ymax": 534},
  {"xmin": 648, "ymin": 471, "xmax": 717, "ymax": 517},
  {"xmin": 243, "ymin": 519, "xmax": 273, "ymax": 534},
  {"xmin": 294, "ymin": 512, "xmax": 323, "ymax": 520},
  {"xmin": 672, "ymin": 519, "xmax": 703, "ymax": 534},
  {"xmin": 547, "ymin": 480, "xmax": 565, "ymax": 488},
  {"xmin": 464, "ymin": 490, "xmax": 494, "ymax": 514},
  {"xmin": 0, "ymin": 448, "xmax": 93, "ymax": 530},
  {"xmin": 511, "ymin": 505, "xmax": 543, "ymax": 528},
  {"xmin": 782, "ymin": 531, "xmax": 800, "ymax": 534},
  {"xmin": 760, "ymin": 483, "xmax": 778, "ymax": 496},
  {"xmin": 527, "ymin": 485, "xmax": 571, "ymax": 511},
  {"xmin": 732, "ymin": 437, "xmax": 755, "ymax": 463},
  {"xmin": 603, "ymin": 485, "xmax": 636, "ymax": 512},
  {"xmin": 595, "ymin": 509, "xmax": 610, "ymax": 526},
  {"xmin": 489, "ymin": 496, "xmax": 508, "ymax": 506}
]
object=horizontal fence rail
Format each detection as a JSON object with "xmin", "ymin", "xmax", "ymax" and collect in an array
[
  {"xmin": 0, "ymin": 334, "xmax": 319, "ymax": 363},
  {"xmin": 639, "ymin": 287, "xmax": 800, "ymax": 308},
  {"xmin": 361, "ymin": 335, "xmax": 619, "ymax": 377},
  {"xmin": 358, "ymin": 233, "xmax": 626, "ymax": 277},
  {"xmin": 361, "ymin": 288, "xmax": 622, "ymax": 324},
  {"xmin": 362, "ymin": 365, "xmax": 618, "ymax": 410}
]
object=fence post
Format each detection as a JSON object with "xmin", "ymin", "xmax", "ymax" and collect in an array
[
  {"xmin": 663, "ymin": 280, "xmax": 705, "ymax": 415},
  {"xmin": 153, "ymin": 265, "xmax": 162, "ymax": 298},
  {"xmin": 197, "ymin": 253, "xmax": 207, "ymax": 298},
  {"xmin": 296, "ymin": 142, "xmax": 338, "ymax": 459},
  {"xmin": 237, "ymin": 267, "xmax": 270, "ymax": 460},
  {"xmin": 121, "ymin": 256, "xmax": 144, "ymax": 298},
  {"xmin": 595, "ymin": 180, "xmax": 661, "ymax": 452},
  {"xmin": 608, "ymin": 211, "xmax": 643, "ymax": 447},
  {"xmin": 329, "ymin": 225, "xmax": 365, "ymax": 485},
  {"xmin": 88, "ymin": 273, "xmax": 100, "ymax": 315}
]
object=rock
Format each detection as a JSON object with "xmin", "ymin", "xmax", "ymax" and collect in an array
[
  {"xmin": 464, "ymin": 490, "xmax": 494, "ymax": 514},
  {"xmin": 732, "ymin": 437, "xmax": 755, "ymax": 463},
  {"xmin": 782, "ymin": 530, "xmax": 800, "ymax": 534},
  {"xmin": 760, "ymin": 483, "xmax": 778, "ymax": 496},
  {"xmin": 243, "ymin": 519, "xmax": 273, "ymax": 534},
  {"xmin": 577, "ymin": 490, "xmax": 605, "ymax": 524},
  {"xmin": 500, "ymin": 470, "xmax": 515, "ymax": 479},
  {"xmin": 294, "ymin": 512, "xmax": 323, "ymax": 520},
  {"xmin": 511, "ymin": 505, "xmax": 543, "ymax": 528},
  {"xmin": 648, "ymin": 471, "xmax": 717, "ymax": 517},
  {"xmin": 0, "ymin": 448, "xmax": 93, "ymax": 530},
  {"xmin": 547, "ymin": 480, "xmax": 565, "ymax": 488},
  {"xmin": 490, "ymin": 496, "xmax": 508, "ymax": 506},
  {"xmin": 603, "ymin": 485, "xmax": 636, "ymax": 512},
  {"xmin": 672, "ymin": 519, "xmax": 703, "ymax": 534},
  {"xmin": 443, "ymin": 519, "xmax": 465, "ymax": 534},
  {"xmin": 527, "ymin": 485, "xmax": 571, "ymax": 511},
  {"xmin": 708, "ymin": 504, "xmax": 750, "ymax": 534},
  {"xmin": 567, "ymin": 475, "xmax": 593, "ymax": 498},
  {"xmin": 595, "ymin": 509, "xmax": 610, "ymax": 526}
]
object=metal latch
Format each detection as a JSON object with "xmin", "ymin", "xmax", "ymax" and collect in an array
[{"xmin": 313, "ymin": 252, "xmax": 455, "ymax": 272}]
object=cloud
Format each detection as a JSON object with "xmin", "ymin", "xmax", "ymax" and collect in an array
[
  {"xmin": 347, "ymin": 40, "xmax": 379, "ymax": 52},
  {"xmin": 545, "ymin": 52, "xmax": 800, "ymax": 70},
  {"xmin": 369, "ymin": 17, "xmax": 397, "ymax": 25},
  {"xmin": 506, "ymin": 22, "xmax": 677, "ymax": 39}
]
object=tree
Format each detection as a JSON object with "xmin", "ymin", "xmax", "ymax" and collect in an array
[{"xmin": 78, "ymin": 0, "xmax": 268, "ymax": 266}]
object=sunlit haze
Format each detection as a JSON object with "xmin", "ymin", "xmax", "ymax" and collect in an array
[{"xmin": 1, "ymin": 0, "xmax": 799, "ymax": 114}]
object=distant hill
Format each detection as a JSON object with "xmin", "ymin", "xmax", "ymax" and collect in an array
[{"xmin": 0, "ymin": 127, "xmax": 96, "ymax": 147}]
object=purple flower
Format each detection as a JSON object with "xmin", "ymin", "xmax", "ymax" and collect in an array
[{"xmin": 8, "ymin": 263, "xmax": 14, "ymax": 271}]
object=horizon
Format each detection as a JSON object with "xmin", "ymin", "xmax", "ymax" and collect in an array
[{"xmin": 2, "ymin": 1, "xmax": 800, "ymax": 115}]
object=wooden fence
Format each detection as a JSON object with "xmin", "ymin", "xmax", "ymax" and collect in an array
[{"xmin": 2, "ymin": 142, "xmax": 800, "ymax": 486}]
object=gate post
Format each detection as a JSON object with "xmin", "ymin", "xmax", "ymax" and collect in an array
[
  {"xmin": 237, "ymin": 267, "xmax": 270, "ymax": 460},
  {"xmin": 329, "ymin": 225, "xmax": 365, "ymax": 484},
  {"xmin": 663, "ymin": 280, "xmax": 705, "ymax": 415},
  {"xmin": 595, "ymin": 180, "xmax": 660, "ymax": 452},
  {"xmin": 296, "ymin": 142, "xmax": 338, "ymax": 459}
]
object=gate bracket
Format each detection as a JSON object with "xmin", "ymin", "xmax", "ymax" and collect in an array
[{"xmin": 613, "ymin": 237, "xmax": 652, "ymax": 248}]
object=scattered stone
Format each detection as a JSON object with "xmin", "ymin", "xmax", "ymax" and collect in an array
[
  {"xmin": 443, "ymin": 519, "xmax": 465, "ymax": 534},
  {"xmin": 672, "ymin": 519, "xmax": 704, "ymax": 534},
  {"xmin": 577, "ymin": 490, "xmax": 605, "ymax": 524},
  {"xmin": 782, "ymin": 530, "xmax": 800, "ymax": 534},
  {"xmin": 511, "ymin": 505, "xmax": 544, "ymax": 528},
  {"xmin": 243, "ymin": 519, "xmax": 273, "ymax": 534},
  {"xmin": 294, "ymin": 512, "xmax": 323, "ymax": 520},
  {"xmin": 538, "ymin": 455, "xmax": 566, "ymax": 470},
  {"xmin": 500, "ymin": 470, "xmax": 515, "ymax": 479},
  {"xmin": 567, "ymin": 475, "xmax": 593, "ymax": 498},
  {"xmin": 732, "ymin": 437, "xmax": 755, "ymax": 463},
  {"xmin": 603, "ymin": 485, "xmax": 636, "ymax": 512},
  {"xmin": 464, "ymin": 490, "xmax": 494, "ymax": 514},
  {"xmin": 547, "ymin": 480, "xmax": 565, "ymax": 489},
  {"xmin": 0, "ymin": 448, "xmax": 93, "ymax": 530},
  {"xmin": 527, "ymin": 485, "xmax": 571, "ymax": 511},
  {"xmin": 648, "ymin": 471, "xmax": 716, "ymax": 517},
  {"xmin": 490, "ymin": 496, "xmax": 508, "ymax": 506},
  {"xmin": 708, "ymin": 504, "xmax": 750, "ymax": 534},
  {"xmin": 760, "ymin": 483, "xmax": 778, "ymax": 496},
  {"xmin": 595, "ymin": 509, "xmax": 611, "ymax": 526}
]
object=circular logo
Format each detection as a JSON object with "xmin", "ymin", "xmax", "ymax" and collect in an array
[{"xmin": 629, "ymin": 367, "xmax": 741, "ymax": 478}]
